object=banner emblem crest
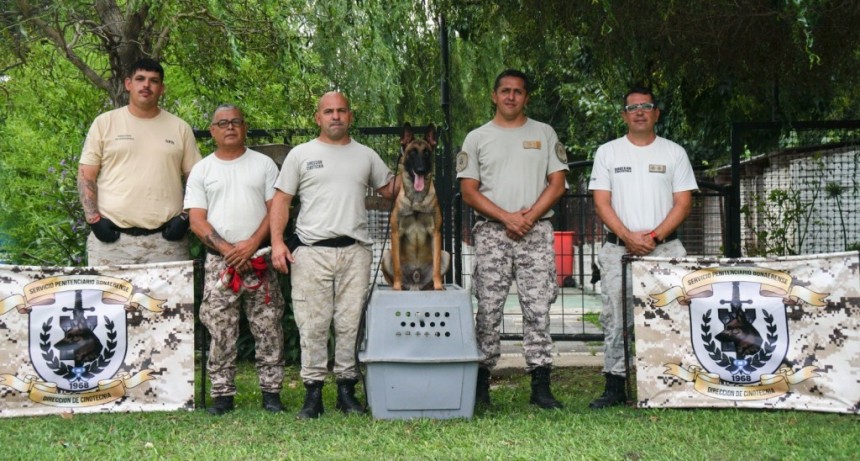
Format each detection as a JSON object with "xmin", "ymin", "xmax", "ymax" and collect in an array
[
  {"xmin": 29, "ymin": 289, "xmax": 127, "ymax": 392},
  {"xmin": 690, "ymin": 281, "xmax": 788, "ymax": 384},
  {"xmin": 650, "ymin": 265, "xmax": 826, "ymax": 401},
  {"xmin": 1, "ymin": 273, "xmax": 169, "ymax": 409}
]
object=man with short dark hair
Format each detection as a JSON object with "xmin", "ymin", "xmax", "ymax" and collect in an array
[
  {"xmin": 186, "ymin": 104, "xmax": 286, "ymax": 415},
  {"xmin": 588, "ymin": 86, "xmax": 698, "ymax": 408},
  {"xmin": 457, "ymin": 69, "xmax": 569, "ymax": 409},
  {"xmin": 78, "ymin": 58, "xmax": 201, "ymax": 265}
]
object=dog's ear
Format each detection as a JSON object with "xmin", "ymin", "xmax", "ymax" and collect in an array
[
  {"xmin": 401, "ymin": 122, "xmax": 414, "ymax": 147},
  {"xmin": 424, "ymin": 124, "xmax": 437, "ymax": 148}
]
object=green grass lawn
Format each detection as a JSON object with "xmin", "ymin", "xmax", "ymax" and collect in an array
[{"xmin": 2, "ymin": 364, "xmax": 858, "ymax": 460}]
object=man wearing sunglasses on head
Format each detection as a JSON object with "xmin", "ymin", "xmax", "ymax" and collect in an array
[{"xmin": 588, "ymin": 86, "xmax": 698, "ymax": 408}]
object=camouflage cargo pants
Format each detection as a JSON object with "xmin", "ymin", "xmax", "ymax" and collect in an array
[
  {"xmin": 598, "ymin": 239, "xmax": 686, "ymax": 377},
  {"xmin": 87, "ymin": 232, "xmax": 189, "ymax": 266},
  {"xmin": 200, "ymin": 253, "xmax": 285, "ymax": 397},
  {"xmin": 473, "ymin": 220, "xmax": 558, "ymax": 372},
  {"xmin": 290, "ymin": 244, "xmax": 371, "ymax": 382}
]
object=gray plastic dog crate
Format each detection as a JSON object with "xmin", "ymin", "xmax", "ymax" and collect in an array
[{"xmin": 358, "ymin": 285, "xmax": 483, "ymax": 420}]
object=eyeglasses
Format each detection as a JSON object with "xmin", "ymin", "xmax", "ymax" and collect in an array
[
  {"xmin": 623, "ymin": 103, "xmax": 656, "ymax": 113},
  {"xmin": 212, "ymin": 118, "xmax": 245, "ymax": 128}
]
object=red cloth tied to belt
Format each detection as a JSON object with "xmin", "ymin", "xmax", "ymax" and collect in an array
[{"xmin": 219, "ymin": 256, "xmax": 271, "ymax": 304}]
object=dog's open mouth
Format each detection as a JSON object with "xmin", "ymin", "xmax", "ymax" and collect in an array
[{"xmin": 412, "ymin": 172, "xmax": 426, "ymax": 192}]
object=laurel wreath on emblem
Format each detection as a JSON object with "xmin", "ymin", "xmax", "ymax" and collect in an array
[
  {"xmin": 40, "ymin": 316, "xmax": 117, "ymax": 381},
  {"xmin": 700, "ymin": 310, "xmax": 777, "ymax": 374}
]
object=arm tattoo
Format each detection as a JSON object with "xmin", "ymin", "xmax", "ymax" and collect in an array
[
  {"xmin": 77, "ymin": 176, "xmax": 99, "ymax": 221},
  {"xmin": 204, "ymin": 230, "xmax": 229, "ymax": 250}
]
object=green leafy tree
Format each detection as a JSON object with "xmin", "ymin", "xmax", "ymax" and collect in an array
[
  {"xmin": 3, "ymin": 0, "xmax": 203, "ymax": 107},
  {"xmin": 0, "ymin": 0, "xmax": 463, "ymax": 363},
  {"xmin": 438, "ymin": 0, "xmax": 860, "ymax": 163},
  {"xmin": 0, "ymin": 46, "xmax": 103, "ymax": 265},
  {"xmin": 1, "ymin": 0, "xmax": 455, "ymax": 265}
]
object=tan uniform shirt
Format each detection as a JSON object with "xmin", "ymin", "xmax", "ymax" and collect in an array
[{"xmin": 80, "ymin": 106, "xmax": 201, "ymax": 229}]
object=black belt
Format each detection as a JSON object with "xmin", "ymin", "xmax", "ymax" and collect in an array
[
  {"xmin": 304, "ymin": 236, "xmax": 356, "ymax": 248},
  {"xmin": 117, "ymin": 224, "xmax": 166, "ymax": 236},
  {"xmin": 606, "ymin": 232, "xmax": 677, "ymax": 246}
]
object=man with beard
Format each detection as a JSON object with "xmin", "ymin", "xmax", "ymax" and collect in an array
[
  {"xmin": 270, "ymin": 92, "xmax": 398, "ymax": 419},
  {"xmin": 78, "ymin": 58, "xmax": 200, "ymax": 265}
]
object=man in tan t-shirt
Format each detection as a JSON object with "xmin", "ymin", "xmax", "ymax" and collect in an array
[
  {"xmin": 270, "ymin": 92, "xmax": 398, "ymax": 419},
  {"xmin": 77, "ymin": 58, "xmax": 201, "ymax": 266}
]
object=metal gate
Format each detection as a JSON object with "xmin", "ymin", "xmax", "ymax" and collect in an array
[
  {"xmin": 195, "ymin": 126, "xmax": 732, "ymax": 343},
  {"xmin": 450, "ymin": 165, "xmax": 730, "ymax": 342}
]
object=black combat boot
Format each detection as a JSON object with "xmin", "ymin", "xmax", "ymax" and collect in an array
[
  {"xmin": 262, "ymin": 391, "xmax": 284, "ymax": 413},
  {"xmin": 589, "ymin": 373, "xmax": 627, "ymax": 409},
  {"xmin": 335, "ymin": 379, "xmax": 367, "ymax": 415},
  {"xmin": 207, "ymin": 395, "xmax": 234, "ymax": 416},
  {"xmin": 475, "ymin": 366, "xmax": 492, "ymax": 407},
  {"xmin": 529, "ymin": 366, "xmax": 564, "ymax": 409},
  {"xmin": 297, "ymin": 381, "xmax": 325, "ymax": 419}
]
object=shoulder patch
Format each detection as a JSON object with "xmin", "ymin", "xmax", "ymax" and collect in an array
[
  {"xmin": 555, "ymin": 142, "xmax": 568, "ymax": 163},
  {"xmin": 456, "ymin": 151, "xmax": 469, "ymax": 172}
]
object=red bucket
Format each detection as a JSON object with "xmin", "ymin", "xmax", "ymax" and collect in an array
[{"xmin": 553, "ymin": 231, "xmax": 575, "ymax": 286}]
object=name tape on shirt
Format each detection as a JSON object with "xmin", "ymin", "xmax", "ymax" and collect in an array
[{"xmin": 523, "ymin": 140, "xmax": 541, "ymax": 149}]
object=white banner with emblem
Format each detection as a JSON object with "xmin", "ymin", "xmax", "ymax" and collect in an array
[
  {"xmin": 0, "ymin": 262, "xmax": 194, "ymax": 418},
  {"xmin": 633, "ymin": 251, "xmax": 860, "ymax": 414}
]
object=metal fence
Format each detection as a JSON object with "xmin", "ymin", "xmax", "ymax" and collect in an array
[
  {"xmin": 724, "ymin": 121, "xmax": 860, "ymax": 257},
  {"xmin": 195, "ymin": 121, "xmax": 859, "ymax": 346},
  {"xmin": 451, "ymin": 167, "xmax": 729, "ymax": 341},
  {"xmin": 197, "ymin": 126, "xmax": 414, "ymax": 284}
]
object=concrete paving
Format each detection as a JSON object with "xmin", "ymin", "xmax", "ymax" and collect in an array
[
  {"xmin": 479, "ymin": 285, "xmax": 607, "ymax": 372},
  {"xmin": 490, "ymin": 285, "xmax": 604, "ymax": 336},
  {"xmin": 495, "ymin": 341, "xmax": 604, "ymax": 374}
]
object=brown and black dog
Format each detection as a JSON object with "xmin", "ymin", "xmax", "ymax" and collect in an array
[{"xmin": 381, "ymin": 123, "xmax": 450, "ymax": 290}]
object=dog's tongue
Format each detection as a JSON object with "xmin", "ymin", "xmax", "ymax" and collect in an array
[{"xmin": 414, "ymin": 174, "xmax": 425, "ymax": 192}]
